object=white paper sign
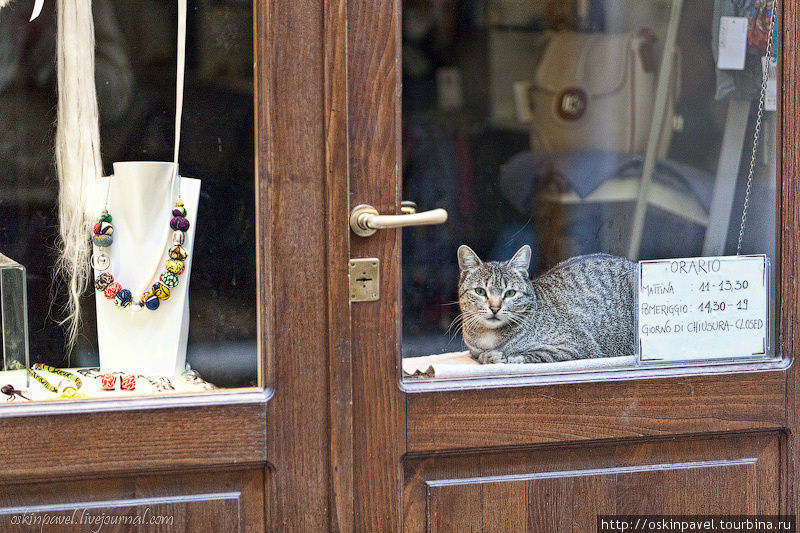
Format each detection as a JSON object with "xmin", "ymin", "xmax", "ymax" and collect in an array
[
  {"xmin": 636, "ymin": 255, "xmax": 769, "ymax": 364},
  {"xmin": 763, "ymin": 56, "xmax": 778, "ymax": 111},
  {"xmin": 718, "ymin": 17, "xmax": 748, "ymax": 70}
]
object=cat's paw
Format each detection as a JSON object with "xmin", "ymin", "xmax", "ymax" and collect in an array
[
  {"xmin": 505, "ymin": 354, "xmax": 534, "ymax": 364},
  {"xmin": 477, "ymin": 350, "xmax": 507, "ymax": 364}
]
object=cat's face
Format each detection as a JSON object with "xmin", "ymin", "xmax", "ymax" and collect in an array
[{"xmin": 457, "ymin": 245, "xmax": 534, "ymax": 330}]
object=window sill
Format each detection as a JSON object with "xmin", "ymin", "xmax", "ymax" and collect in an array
[
  {"xmin": 0, "ymin": 386, "xmax": 271, "ymax": 419},
  {"xmin": 400, "ymin": 354, "xmax": 791, "ymax": 393}
]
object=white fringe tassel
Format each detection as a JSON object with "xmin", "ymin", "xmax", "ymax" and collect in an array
[{"xmin": 55, "ymin": 0, "xmax": 102, "ymax": 350}]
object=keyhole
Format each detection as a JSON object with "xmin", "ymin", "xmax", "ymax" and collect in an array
[{"xmin": 357, "ymin": 270, "xmax": 372, "ymax": 287}]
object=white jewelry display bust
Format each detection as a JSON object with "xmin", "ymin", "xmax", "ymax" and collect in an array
[{"xmin": 93, "ymin": 162, "xmax": 201, "ymax": 376}]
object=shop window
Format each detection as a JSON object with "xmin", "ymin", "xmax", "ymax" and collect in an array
[
  {"xmin": 0, "ymin": 0, "xmax": 258, "ymax": 401},
  {"xmin": 401, "ymin": 0, "xmax": 782, "ymax": 383}
]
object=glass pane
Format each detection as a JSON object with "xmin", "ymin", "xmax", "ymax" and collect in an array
[
  {"xmin": 401, "ymin": 0, "xmax": 779, "ymax": 381},
  {"xmin": 0, "ymin": 0, "xmax": 257, "ymax": 401}
]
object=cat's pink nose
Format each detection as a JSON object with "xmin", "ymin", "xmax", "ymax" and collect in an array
[{"xmin": 489, "ymin": 306, "xmax": 500, "ymax": 314}]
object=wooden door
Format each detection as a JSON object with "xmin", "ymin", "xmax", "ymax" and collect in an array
[
  {"xmin": 277, "ymin": 0, "xmax": 800, "ymax": 531},
  {"xmin": 0, "ymin": 1, "xmax": 270, "ymax": 531},
  {"xmin": 0, "ymin": 0, "xmax": 795, "ymax": 531}
]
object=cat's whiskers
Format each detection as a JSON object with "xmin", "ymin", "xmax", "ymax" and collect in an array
[
  {"xmin": 456, "ymin": 312, "xmax": 483, "ymax": 336},
  {"xmin": 449, "ymin": 310, "xmax": 483, "ymax": 340}
]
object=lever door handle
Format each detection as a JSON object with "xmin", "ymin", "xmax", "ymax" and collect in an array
[{"xmin": 349, "ymin": 203, "xmax": 448, "ymax": 237}]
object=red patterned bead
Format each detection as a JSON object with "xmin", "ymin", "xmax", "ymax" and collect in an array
[
  {"xmin": 120, "ymin": 375, "xmax": 136, "ymax": 391},
  {"xmin": 104, "ymin": 282, "xmax": 122, "ymax": 299},
  {"xmin": 101, "ymin": 374, "xmax": 117, "ymax": 391},
  {"xmin": 93, "ymin": 222, "xmax": 101, "ymax": 235}
]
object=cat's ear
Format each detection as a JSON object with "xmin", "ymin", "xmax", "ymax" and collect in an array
[
  {"xmin": 508, "ymin": 245, "xmax": 531, "ymax": 275},
  {"xmin": 457, "ymin": 245, "xmax": 482, "ymax": 271}
]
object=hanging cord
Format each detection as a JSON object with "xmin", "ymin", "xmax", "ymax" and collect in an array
[
  {"xmin": 101, "ymin": 0, "xmax": 186, "ymax": 212},
  {"xmin": 737, "ymin": 1, "xmax": 777, "ymax": 255},
  {"xmin": 174, "ymin": 0, "xmax": 186, "ymax": 203},
  {"xmin": 99, "ymin": 0, "xmax": 186, "ymax": 299}
]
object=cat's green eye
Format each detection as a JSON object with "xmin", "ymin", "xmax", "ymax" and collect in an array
[
  {"xmin": 474, "ymin": 288, "xmax": 486, "ymax": 296},
  {"xmin": 504, "ymin": 290, "xmax": 516, "ymax": 298}
]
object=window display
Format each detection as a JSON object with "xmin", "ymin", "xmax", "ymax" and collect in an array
[
  {"xmin": 0, "ymin": 0, "xmax": 257, "ymax": 401},
  {"xmin": 401, "ymin": 0, "xmax": 780, "ymax": 382},
  {"xmin": 91, "ymin": 164, "xmax": 201, "ymax": 377}
]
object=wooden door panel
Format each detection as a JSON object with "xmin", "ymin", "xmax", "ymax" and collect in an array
[
  {"xmin": 405, "ymin": 433, "xmax": 780, "ymax": 532},
  {"xmin": 0, "ymin": 469, "xmax": 265, "ymax": 533},
  {"xmin": 0, "ymin": 396, "xmax": 268, "ymax": 483},
  {"xmin": 407, "ymin": 373, "xmax": 786, "ymax": 452}
]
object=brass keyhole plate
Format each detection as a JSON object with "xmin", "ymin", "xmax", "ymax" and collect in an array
[{"xmin": 349, "ymin": 258, "xmax": 380, "ymax": 302}]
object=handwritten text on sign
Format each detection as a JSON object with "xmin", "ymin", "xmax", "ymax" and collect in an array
[{"xmin": 636, "ymin": 255, "xmax": 769, "ymax": 364}]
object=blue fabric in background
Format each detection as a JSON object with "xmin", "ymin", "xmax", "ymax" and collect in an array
[{"xmin": 498, "ymin": 149, "xmax": 715, "ymax": 215}]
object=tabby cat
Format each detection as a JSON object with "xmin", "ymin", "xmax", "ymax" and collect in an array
[{"xmin": 457, "ymin": 245, "xmax": 636, "ymax": 364}]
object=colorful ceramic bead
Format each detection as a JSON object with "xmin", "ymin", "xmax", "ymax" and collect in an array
[
  {"xmin": 90, "ymin": 204, "xmax": 186, "ymax": 313},
  {"xmin": 165, "ymin": 259, "xmax": 185, "ymax": 275},
  {"xmin": 95, "ymin": 272, "xmax": 114, "ymax": 291},
  {"xmin": 152, "ymin": 282, "xmax": 170, "ymax": 300},
  {"xmin": 115, "ymin": 289, "xmax": 133, "ymax": 308},
  {"xmin": 169, "ymin": 245, "xmax": 188, "ymax": 261},
  {"xmin": 160, "ymin": 271, "xmax": 179, "ymax": 287},
  {"xmin": 144, "ymin": 293, "xmax": 160, "ymax": 310},
  {"xmin": 170, "ymin": 216, "xmax": 190, "ymax": 232},
  {"xmin": 120, "ymin": 374, "xmax": 136, "ymax": 391},
  {"xmin": 101, "ymin": 374, "xmax": 116, "ymax": 390},
  {"xmin": 104, "ymin": 282, "xmax": 122, "ymax": 299},
  {"xmin": 92, "ymin": 234, "xmax": 113, "ymax": 248}
]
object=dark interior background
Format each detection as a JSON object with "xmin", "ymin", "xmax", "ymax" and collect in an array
[{"xmin": 0, "ymin": 0, "xmax": 256, "ymax": 387}]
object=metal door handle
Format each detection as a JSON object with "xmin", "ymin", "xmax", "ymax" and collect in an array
[{"xmin": 350, "ymin": 203, "xmax": 448, "ymax": 237}]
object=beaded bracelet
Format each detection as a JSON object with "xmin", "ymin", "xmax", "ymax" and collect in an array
[
  {"xmin": 29, "ymin": 364, "xmax": 83, "ymax": 394},
  {"xmin": 28, "ymin": 369, "xmax": 57, "ymax": 393}
]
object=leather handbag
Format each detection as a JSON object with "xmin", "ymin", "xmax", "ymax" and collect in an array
[{"xmin": 516, "ymin": 30, "xmax": 680, "ymax": 157}]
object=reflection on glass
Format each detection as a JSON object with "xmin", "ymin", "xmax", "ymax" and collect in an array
[
  {"xmin": 0, "ymin": 0, "xmax": 256, "ymax": 401},
  {"xmin": 402, "ymin": 0, "xmax": 778, "ymax": 380}
]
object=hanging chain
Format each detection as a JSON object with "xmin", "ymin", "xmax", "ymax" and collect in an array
[{"xmin": 737, "ymin": 1, "xmax": 777, "ymax": 255}]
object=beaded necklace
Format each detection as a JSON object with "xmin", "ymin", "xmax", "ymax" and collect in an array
[
  {"xmin": 90, "ymin": 0, "xmax": 191, "ymax": 313},
  {"xmin": 90, "ymin": 173, "xmax": 191, "ymax": 312}
]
